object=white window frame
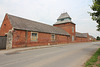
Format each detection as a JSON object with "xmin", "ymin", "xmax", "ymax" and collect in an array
[
  {"xmin": 31, "ymin": 32, "xmax": 38, "ymax": 42},
  {"xmin": 51, "ymin": 34, "xmax": 55, "ymax": 41}
]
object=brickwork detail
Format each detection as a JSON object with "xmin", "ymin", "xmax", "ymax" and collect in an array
[{"xmin": 0, "ymin": 14, "xmax": 12, "ymax": 36}]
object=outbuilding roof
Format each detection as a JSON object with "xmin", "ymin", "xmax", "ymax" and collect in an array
[
  {"xmin": 76, "ymin": 32, "xmax": 87, "ymax": 38},
  {"xmin": 7, "ymin": 14, "xmax": 70, "ymax": 36},
  {"xmin": 89, "ymin": 35, "xmax": 95, "ymax": 39}
]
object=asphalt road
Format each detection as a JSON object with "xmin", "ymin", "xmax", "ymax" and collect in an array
[{"xmin": 0, "ymin": 42, "xmax": 100, "ymax": 67}]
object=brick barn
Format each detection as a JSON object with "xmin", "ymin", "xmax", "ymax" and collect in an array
[{"xmin": 0, "ymin": 12, "xmax": 95, "ymax": 49}]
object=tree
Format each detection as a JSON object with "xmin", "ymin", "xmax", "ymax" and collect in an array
[
  {"xmin": 90, "ymin": 0, "xmax": 100, "ymax": 31},
  {"xmin": 96, "ymin": 36, "xmax": 100, "ymax": 40}
]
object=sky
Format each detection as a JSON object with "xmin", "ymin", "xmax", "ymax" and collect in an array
[{"xmin": 0, "ymin": 0, "xmax": 100, "ymax": 37}]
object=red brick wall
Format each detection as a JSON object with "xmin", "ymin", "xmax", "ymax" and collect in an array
[
  {"xmin": 12, "ymin": 30, "xmax": 26, "ymax": 48},
  {"xmin": 87, "ymin": 33, "xmax": 90, "ymax": 42},
  {"xmin": 75, "ymin": 37, "xmax": 88, "ymax": 42},
  {"xmin": 75, "ymin": 37, "xmax": 82, "ymax": 42},
  {"xmin": 0, "ymin": 14, "xmax": 12, "ymax": 36},
  {"xmin": 82, "ymin": 38, "xmax": 88, "ymax": 42},
  {"xmin": 89, "ymin": 36, "xmax": 96, "ymax": 42},
  {"xmin": 12, "ymin": 30, "xmax": 70, "ymax": 48},
  {"xmin": 54, "ymin": 23, "xmax": 76, "ymax": 41}
]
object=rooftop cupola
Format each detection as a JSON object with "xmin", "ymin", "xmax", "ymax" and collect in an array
[
  {"xmin": 57, "ymin": 12, "xmax": 71, "ymax": 21},
  {"xmin": 53, "ymin": 12, "xmax": 76, "ymax": 42},
  {"xmin": 54, "ymin": 12, "xmax": 75, "ymax": 25}
]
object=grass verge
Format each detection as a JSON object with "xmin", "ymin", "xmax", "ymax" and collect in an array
[{"xmin": 85, "ymin": 48, "xmax": 100, "ymax": 67}]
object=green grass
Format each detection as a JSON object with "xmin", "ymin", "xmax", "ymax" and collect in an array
[
  {"xmin": 96, "ymin": 64, "xmax": 100, "ymax": 67},
  {"xmin": 85, "ymin": 48, "xmax": 100, "ymax": 67}
]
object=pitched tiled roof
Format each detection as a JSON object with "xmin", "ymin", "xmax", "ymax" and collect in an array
[
  {"xmin": 7, "ymin": 14, "xmax": 70, "ymax": 36},
  {"xmin": 54, "ymin": 12, "xmax": 75, "ymax": 25},
  {"xmin": 89, "ymin": 35, "xmax": 95, "ymax": 39},
  {"xmin": 76, "ymin": 32, "xmax": 87, "ymax": 38},
  {"xmin": 57, "ymin": 12, "xmax": 71, "ymax": 20}
]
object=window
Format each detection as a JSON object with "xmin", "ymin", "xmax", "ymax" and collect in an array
[
  {"xmin": 57, "ymin": 19, "xmax": 64, "ymax": 21},
  {"xmin": 60, "ymin": 19, "xmax": 64, "ymax": 21},
  {"xmin": 51, "ymin": 34, "xmax": 55, "ymax": 41},
  {"xmin": 57, "ymin": 18, "xmax": 71, "ymax": 22},
  {"xmin": 64, "ymin": 18, "xmax": 67, "ymax": 20},
  {"xmin": 64, "ymin": 18, "xmax": 71, "ymax": 21},
  {"xmin": 72, "ymin": 27, "xmax": 74, "ymax": 33},
  {"xmin": 31, "ymin": 32, "xmax": 38, "ymax": 41},
  {"xmin": 72, "ymin": 36, "xmax": 74, "ymax": 41},
  {"xmin": 90, "ymin": 38, "xmax": 92, "ymax": 40},
  {"xmin": 57, "ymin": 19, "xmax": 61, "ymax": 21}
]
